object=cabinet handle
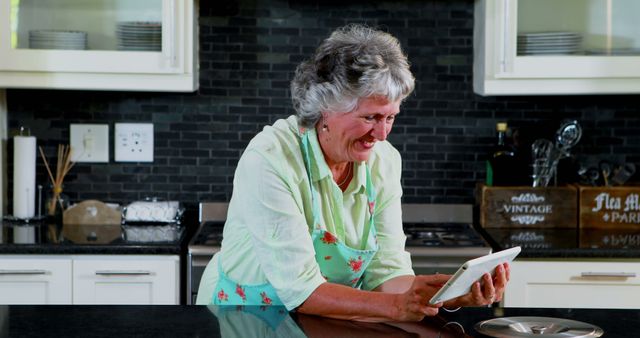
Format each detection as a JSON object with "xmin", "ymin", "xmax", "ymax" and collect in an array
[
  {"xmin": 0, "ymin": 269, "xmax": 47, "ymax": 275},
  {"xmin": 581, "ymin": 272, "xmax": 636, "ymax": 278},
  {"xmin": 164, "ymin": 0, "xmax": 177, "ymax": 68},
  {"xmin": 95, "ymin": 270, "xmax": 152, "ymax": 276},
  {"xmin": 500, "ymin": 0, "xmax": 510, "ymax": 73}
]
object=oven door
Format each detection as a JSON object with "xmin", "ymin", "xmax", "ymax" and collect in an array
[{"xmin": 187, "ymin": 247, "xmax": 219, "ymax": 305}]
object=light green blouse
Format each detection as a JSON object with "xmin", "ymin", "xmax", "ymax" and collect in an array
[{"xmin": 196, "ymin": 115, "xmax": 414, "ymax": 310}]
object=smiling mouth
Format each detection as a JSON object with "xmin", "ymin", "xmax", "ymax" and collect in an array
[{"xmin": 360, "ymin": 139, "xmax": 375, "ymax": 148}]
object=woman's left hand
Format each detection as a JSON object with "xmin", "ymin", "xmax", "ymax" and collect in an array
[{"xmin": 443, "ymin": 262, "xmax": 510, "ymax": 308}]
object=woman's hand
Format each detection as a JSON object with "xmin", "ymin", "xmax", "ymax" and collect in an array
[
  {"xmin": 392, "ymin": 274, "xmax": 451, "ymax": 321},
  {"xmin": 444, "ymin": 262, "xmax": 511, "ymax": 308}
]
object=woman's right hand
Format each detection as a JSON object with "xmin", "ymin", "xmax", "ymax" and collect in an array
[{"xmin": 393, "ymin": 274, "xmax": 451, "ymax": 321}]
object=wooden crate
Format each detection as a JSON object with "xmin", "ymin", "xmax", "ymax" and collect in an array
[
  {"xmin": 579, "ymin": 186, "xmax": 640, "ymax": 229},
  {"xmin": 477, "ymin": 184, "xmax": 577, "ymax": 228}
]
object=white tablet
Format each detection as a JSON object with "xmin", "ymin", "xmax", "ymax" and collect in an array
[{"xmin": 428, "ymin": 246, "xmax": 521, "ymax": 305}]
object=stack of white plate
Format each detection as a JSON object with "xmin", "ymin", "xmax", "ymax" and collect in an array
[
  {"xmin": 517, "ymin": 32, "xmax": 582, "ymax": 55},
  {"xmin": 29, "ymin": 30, "xmax": 88, "ymax": 50},
  {"xmin": 116, "ymin": 21, "xmax": 162, "ymax": 51}
]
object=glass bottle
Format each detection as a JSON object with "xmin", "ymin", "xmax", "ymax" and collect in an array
[{"xmin": 486, "ymin": 122, "xmax": 518, "ymax": 186}]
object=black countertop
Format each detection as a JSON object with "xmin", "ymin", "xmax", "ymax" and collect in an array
[
  {"xmin": 0, "ymin": 305, "xmax": 634, "ymax": 337},
  {"xmin": 0, "ymin": 220, "xmax": 186, "ymax": 255},
  {"xmin": 476, "ymin": 226, "xmax": 640, "ymax": 259}
]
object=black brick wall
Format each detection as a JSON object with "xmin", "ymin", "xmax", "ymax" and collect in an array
[{"xmin": 7, "ymin": 0, "xmax": 640, "ymax": 211}]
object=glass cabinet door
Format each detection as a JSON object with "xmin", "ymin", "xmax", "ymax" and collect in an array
[
  {"xmin": 0, "ymin": 0, "xmax": 184, "ymax": 74},
  {"xmin": 500, "ymin": 0, "xmax": 640, "ymax": 78},
  {"xmin": 518, "ymin": 0, "xmax": 640, "ymax": 57}
]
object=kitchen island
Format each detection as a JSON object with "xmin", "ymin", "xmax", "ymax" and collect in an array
[{"xmin": 0, "ymin": 305, "xmax": 633, "ymax": 337}]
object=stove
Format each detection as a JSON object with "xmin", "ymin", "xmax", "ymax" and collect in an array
[
  {"xmin": 404, "ymin": 223, "xmax": 487, "ymax": 247},
  {"xmin": 186, "ymin": 203, "xmax": 491, "ymax": 304}
]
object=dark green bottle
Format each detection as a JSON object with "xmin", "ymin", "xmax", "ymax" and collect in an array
[{"xmin": 486, "ymin": 122, "xmax": 517, "ymax": 186}]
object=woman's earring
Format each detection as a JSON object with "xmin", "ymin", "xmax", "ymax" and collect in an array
[{"xmin": 322, "ymin": 116, "xmax": 329, "ymax": 132}]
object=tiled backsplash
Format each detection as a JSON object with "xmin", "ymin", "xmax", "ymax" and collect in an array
[{"xmin": 6, "ymin": 0, "xmax": 640, "ymax": 211}]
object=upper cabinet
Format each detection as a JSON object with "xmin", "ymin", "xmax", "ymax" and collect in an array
[
  {"xmin": 474, "ymin": 0, "xmax": 640, "ymax": 96},
  {"xmin": 0, "ymin": 0, "xmax": 198, "ymax": 92}
]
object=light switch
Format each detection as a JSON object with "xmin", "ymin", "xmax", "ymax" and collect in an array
[
  {"xmin": 114, "ymin": 123, "xmax": 154, "ymax": 162},
  {"xmin": 70, "ymin": 124, "xmax": 109, "ymax": 163}
]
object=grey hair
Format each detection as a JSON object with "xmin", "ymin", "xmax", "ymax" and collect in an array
[{"xmin": 291, "ymin": 24, "xmax": 415, "ymax": 128}]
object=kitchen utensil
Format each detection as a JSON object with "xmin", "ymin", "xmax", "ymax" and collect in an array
[
  {"xmin": 475, "ymin": 316, "xmax": 603, "ymax": 337},
  {"xmin": 585, "ymin": 168, "xmax": 600, "ymax": 186},
  {"xmin": 555, "ymin": 120, "xmax": 582, "ymax": 152},
  {"xmin": 538, "ymin": 120, "xmax": 583, "ymax": 187},
  {"xmin": 531, "ymin": 139, "xmax": 553, "ymax": 187},
  {"xmin": 610, "ymin": 163, "xmax": 636, "ymax": 186},
  {"xmin": 598, "ymin": 161, "xmax": 612, "ymax": 186}
]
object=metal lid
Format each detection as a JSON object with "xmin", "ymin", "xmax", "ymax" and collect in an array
[{"xmin": 475, "ymin": 316, "xmax": 604, "ymax": 338}]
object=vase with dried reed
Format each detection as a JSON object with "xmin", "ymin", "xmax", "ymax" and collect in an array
[{"xmin": 39, "ymin": 145, "xmax": 75, "ymax": 229}]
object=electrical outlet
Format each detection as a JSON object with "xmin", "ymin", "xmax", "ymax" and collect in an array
[
  {"xmin": 114, "ymin": 123, "xmax": 154, "ymax": 162},
  {"xmin": 70, "ymin": 124, "xmax": 109, "ymax": 163}
]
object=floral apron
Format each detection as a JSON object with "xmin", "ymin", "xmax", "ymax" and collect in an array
[{"xmin": 212, "ymin": 128, "xmax": 379, "ymax": 306}]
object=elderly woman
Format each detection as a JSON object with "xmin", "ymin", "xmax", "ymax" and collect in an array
[{"xmin": 197, "ymin": 24, "xmax": 509, "ymax": 322}]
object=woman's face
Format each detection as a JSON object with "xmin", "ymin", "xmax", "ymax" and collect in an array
[{"xmin": 319, "ymin": 96, "xmax": 400, "ymax": 166}]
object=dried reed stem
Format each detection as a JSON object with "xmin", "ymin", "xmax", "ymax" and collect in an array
[{"xmin": 38, "ymin": 145, "xmax": 75, "ymax": 215}]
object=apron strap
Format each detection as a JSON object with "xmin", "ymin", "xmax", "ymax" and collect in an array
[
  {"xmin": 300, "ymin": 130, "xmax": 322, "ymax": 229},
  {"xmin": 300, "ymin": 128, "xmax": 377, "ymax": 250},
  {"xmin": 359, "ymin": 164, "xmax": 377, "ymax": 250}
]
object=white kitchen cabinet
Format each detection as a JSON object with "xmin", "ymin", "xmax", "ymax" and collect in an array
[
  {"xmin": 474, "ymin": 0, "xmax": 640, "ymax": 95},
  {"xmin": 0, "ymin": 0, "xmax": 197, "ymax": 92},
  {"xmin": 0, "ymin": 254, "xmax": 179, "ymax": 305},
  {"xmin": 0, "ymin": 256, "xmax": 72, "ymax": 304},
  {"xmin": 73, "ymin": 255, "xmax": 179, "ymax": 305},
  {"xmin": 504, "ymin": 260, "xmax": 640, "ymax": 309}
]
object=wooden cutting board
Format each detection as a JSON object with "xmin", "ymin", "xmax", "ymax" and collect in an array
[{"xmin": 62, "ymin": 200, "xmax": 121, "ymax": 244}]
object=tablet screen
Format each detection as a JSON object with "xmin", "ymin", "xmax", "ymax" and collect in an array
[{"xmin": 428, "ymin": 246, "xmax": 521, "ymax": 305}]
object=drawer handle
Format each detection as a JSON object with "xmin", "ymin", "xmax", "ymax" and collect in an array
[
  {"xmin": 95, "ymin": 270, "xmax": 152, "ymax": 276},
  {"xmin": 0, "ymin": 269, "xmax": 47, "ymax": 275},
  {"xmin": 581, "ymin": 272, "xmax": 636, "ymax": 278}
]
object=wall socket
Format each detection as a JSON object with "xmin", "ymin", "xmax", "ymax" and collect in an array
[
  {"xmin": 70, "ymin": 124, "xmax": 109, "ymax": 163},
  {"xmin": 114, "ymin": 123, "xmax": 154, "ymax": 162}
]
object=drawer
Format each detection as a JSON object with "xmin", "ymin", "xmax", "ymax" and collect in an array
[{"xmin": 505, "ymin": 260, "xmax": 640, "ymax": 309}]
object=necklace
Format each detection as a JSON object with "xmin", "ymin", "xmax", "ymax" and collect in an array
[{"xmin": 336, "ymin": 163, "xmax": 352, "ymax": 187}]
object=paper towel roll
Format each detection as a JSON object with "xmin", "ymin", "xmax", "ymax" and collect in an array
[{"xmin": 13, "ymin": 136, "xmax": 36, "ymax": 219}]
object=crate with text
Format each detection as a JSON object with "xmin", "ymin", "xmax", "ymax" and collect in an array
[
  {"xmin": 477, "ymin": 184, "xmax": 578, "ymax": 228},
  {"xmin": 579, "ymin": 186, "xmax": 640, "ymax": 229}
]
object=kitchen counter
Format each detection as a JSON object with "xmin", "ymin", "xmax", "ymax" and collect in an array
[
  {"xmin": 476, "ymin": 226, "xmax": 640, "ymax": 259},
  {"xmin": 0, "ymin": 220, "xmax": 186, "ymax": 255},
  {"xmin": 0, "ymin": 305, "xmax": 633, "ymax": 337}
]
